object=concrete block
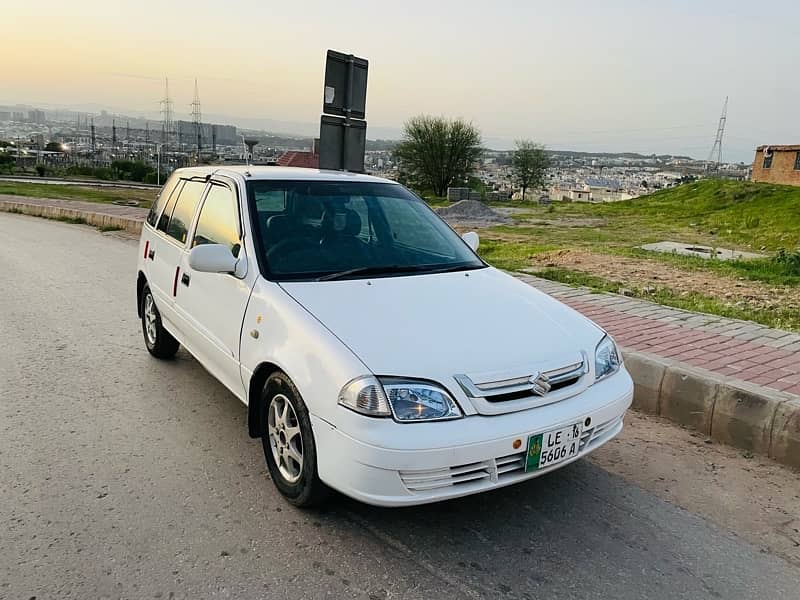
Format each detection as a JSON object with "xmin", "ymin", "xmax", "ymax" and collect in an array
[
  {"xmin": 770, "ymin": 400, "xmax": 800, "ymax": 468},
  {"xmin": 660, "ymin": 365, "xmax": 719, "ymax": 434},
  {"xmin": 711, "ymin": 382, "xmax": 786, "ymax": 455},
  {"xmin": 621, "ymin": 350, "xmax": 671, "ymax": 414}
]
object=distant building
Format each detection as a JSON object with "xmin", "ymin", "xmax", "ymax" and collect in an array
[
  {"xmin": 173, "ymin": 120, "xmax": 238, "ymax": 146},
  {"xmin": 28, "ymin": 109, "xmax": 45, "ymax": 124},
  {"xmin": 752, "ymin": 145, "xmax": 800, "ymax": 187}
]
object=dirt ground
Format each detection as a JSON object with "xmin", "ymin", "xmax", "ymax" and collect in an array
[
  {"xmin": 527, "ymin": 248, "xmax": 800, "ymax": 313},
  {"xmin": 594, "ymin": 411, "xmax": 800, "ymax": 567}
]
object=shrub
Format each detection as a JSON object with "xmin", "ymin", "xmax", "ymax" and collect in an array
[{"xmin": 773, "ymin": 248, "xmax": 800, "ymax": 275}]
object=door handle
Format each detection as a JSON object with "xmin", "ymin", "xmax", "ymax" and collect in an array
[{"xmin": 181, "ymin": 273, "xmax": 191, "ymax": 287}]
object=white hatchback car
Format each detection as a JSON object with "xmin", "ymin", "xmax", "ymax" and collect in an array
[{"xmin": 136, "ymin": 166, "xmax": 632, "ymax": 507}]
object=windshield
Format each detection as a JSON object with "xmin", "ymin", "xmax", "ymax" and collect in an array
[{"xmin": 247, "ymin": 180, "xmax": 485, "ymax": 281}]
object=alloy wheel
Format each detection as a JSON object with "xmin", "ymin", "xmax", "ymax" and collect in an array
[{"xmin": 267, "ymin": 394, "xmax": 304, "ymax": 483}]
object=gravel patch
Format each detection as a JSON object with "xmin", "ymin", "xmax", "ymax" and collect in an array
[{"xmin": 435, "ymin": 200, "xmax": 510, "ymax": 227}]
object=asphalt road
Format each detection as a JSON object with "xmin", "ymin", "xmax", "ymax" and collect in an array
[{"xmin": 1, "ymin": 212, "xmax": 798, "ymax": 600}]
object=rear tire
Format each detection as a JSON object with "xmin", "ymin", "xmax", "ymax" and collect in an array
[
  {"xmin": 261, "ymin": 372, "xmax": 330, "ymax": 507},
  {"xmin": 140, "ymin": 285, "xmax": 179, "ymax": 359}
]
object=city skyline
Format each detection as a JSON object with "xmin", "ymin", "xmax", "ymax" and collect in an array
[{"xmin": 5, "ymin": 0, "xmax": 800, "ymax": 162}]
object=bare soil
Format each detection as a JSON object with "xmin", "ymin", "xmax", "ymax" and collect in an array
[
  {"xmin": 527, "ymin": 248, "xmax": 800, "ymax": 313},
  {"xmin": 593, "ymin": 411, "xmax": 800, "ymax": 567}
]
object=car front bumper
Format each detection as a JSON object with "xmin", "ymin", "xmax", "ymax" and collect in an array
[{"xmin": 312, "ymin": 369, "xmax": 634, "ymax": 507}]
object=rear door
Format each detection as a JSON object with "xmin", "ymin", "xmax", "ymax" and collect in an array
[
  {"xmin": 174, "ymin": 178, "xmax": 254, "ymax": 399},
  {"xmin": 148, "ymin": 177, "xmax": 207, "ymax": 334}
]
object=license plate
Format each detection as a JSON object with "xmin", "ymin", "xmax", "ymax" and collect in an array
[{"xmin": 525, "ymin": 422, "xmax": 583, "ymax": 472}]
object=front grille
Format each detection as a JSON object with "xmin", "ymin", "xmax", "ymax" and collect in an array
[
  {"xmin": 454, "ymin": 353, "xmax": 588, "ymax": 414},
  {"xmin": 484, "ymin": 375, "xmax": 582, "ymax": 403}
]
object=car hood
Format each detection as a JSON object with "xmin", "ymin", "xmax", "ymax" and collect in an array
[{"xmin": 279, "ymin": 267, "xmax": 603, "ymax": 380}]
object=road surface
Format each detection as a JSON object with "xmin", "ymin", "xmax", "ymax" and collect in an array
[{"xmin": 1, "ymin": 212, "xmax": 799, "ymax": 599}]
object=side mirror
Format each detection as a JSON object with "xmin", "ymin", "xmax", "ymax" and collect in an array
[
  {"xmin": 188, "ymin": 244, "xmax": 238, "ymax": 274},
  {"xmin": 462, "ymin": 231, "xmax": 479, "ymax": 251}
]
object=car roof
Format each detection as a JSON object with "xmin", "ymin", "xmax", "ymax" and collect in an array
[{"xmin": 172, "ymin": 165, "xmax": 398, "ymax": 185}]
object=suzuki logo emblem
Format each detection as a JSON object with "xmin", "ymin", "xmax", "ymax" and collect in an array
[{"xmin": 528, "ymin": 372, "xmax": 551, "ymax": 396}]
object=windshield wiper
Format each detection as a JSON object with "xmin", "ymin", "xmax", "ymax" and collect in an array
[
  {"xmin": 425, "ymin": 263, "xmax": 486, "ymax": 275},
  {"xmin": 317, "ymin": 263, "xmax": 483, "ymax": 281},
  {"xmin": 317, "ymin": 265, "xmax": 429, "ymax": 281}
]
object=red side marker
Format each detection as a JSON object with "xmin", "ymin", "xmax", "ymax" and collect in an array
[{"xmin": 143, "ymin": 240, "xmax": 149, "ymax": 259}]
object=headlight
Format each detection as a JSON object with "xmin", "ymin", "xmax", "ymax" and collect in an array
[
  {"xmin": 338, "ymin": 377, "xmax": 462, "ymax": 422},
  {"xmin": 380, "ymin": 378, "xmax": 463, "ymax": 422},
  {"xmin": 595, "ymin": 335, "xmax": 621, "ymax": 380}
]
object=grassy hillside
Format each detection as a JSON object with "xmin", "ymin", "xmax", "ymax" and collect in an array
[{"xmin": 594, "ymin": 180, "xmax": 800, "ymax": 251}]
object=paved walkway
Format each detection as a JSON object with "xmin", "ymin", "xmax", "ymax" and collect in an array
[
  {"xmin": 517, "ymin": 274, "xmax": 800, "ymax": 397},
  {"xmin": 2, "ymin": 195, "xmax": 799, "ymax": 397},
  {"xmin": 0, "ymin": 195, "xmax": 149, "ymax": 221}
]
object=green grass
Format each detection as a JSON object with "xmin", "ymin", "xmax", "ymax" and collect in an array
[
  {"xmin": 0, "ymin": 181, "xmax": 156, "ymax": 207},
  {"xmin": 478, "ymin": 238, "xmax": 557, "ymax": 271},
  {"xmin": 98, "ymin": 224, "xmax": 123, "ymax": 232},
  {"xmin": 52, "ymin": 215, "xmax": 88, "ymax": 225},
  {"xmin": 578, "ymin": 179, "xmax": 800, "ymax": 251},
  {"xmin": 478, "ymin": 180, "xmax": 800, "ymax": 284},
  {"xmin": 534, "ymin": 267, "xmax": 800, "ymax": 332}
]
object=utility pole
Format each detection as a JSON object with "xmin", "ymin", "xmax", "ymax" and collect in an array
[{"xmin": 706, "ymin": 96, "xmax": 728, "ymax": 172}]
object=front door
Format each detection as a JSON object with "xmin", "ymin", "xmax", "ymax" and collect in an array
[{"xmin": 174, "ymin": 180, "xmax": 254, "ymax": 400}]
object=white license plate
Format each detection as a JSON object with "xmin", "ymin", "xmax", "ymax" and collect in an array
[{"xmin": 525, "ymin": 422, "xmax": 583, "ymax": 472}]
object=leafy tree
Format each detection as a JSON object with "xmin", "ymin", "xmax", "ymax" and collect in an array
[
  {"xmin": 511, "ymin": 140, "xmax": 550, "ymax": 201},
  {"xmin": 394, "ymin": 116, "xmax": 482, "ymax": 197}
]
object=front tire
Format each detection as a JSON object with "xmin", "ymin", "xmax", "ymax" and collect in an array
[
  {"xmin": 261, "ymin": 373, "xmax": 329, "ymax": 507},
  {"xmin": 140, "ymin": 285, "xmax": 180, "ymax": 359}
]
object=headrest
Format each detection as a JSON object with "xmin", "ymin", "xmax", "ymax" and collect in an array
[
  {"xmin": 321, "ymin": 208, "xmax": 361, "ymax": 237},
  {"xmin": 266, "ymin": 214, "xmax": 291, "ymax": 240}
]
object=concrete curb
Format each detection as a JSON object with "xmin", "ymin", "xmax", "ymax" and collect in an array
[
  {"xmin": 0, "ymin": 199, "xmax": 143, "ymax": 235},
  {"xmin": 1, "ymin": 201, "xmax": 797, "ymax": 469},
  {"xmin": 623, "ymin": 349, "xmax": 800, "ymax": 469}
]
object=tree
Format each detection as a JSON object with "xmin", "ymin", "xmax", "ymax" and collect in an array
[
  {"xmin": 393, "ymin": 115, "xmax": 482, "ymax": 197},
  {"xmin": 511, "ymin": 140, "xmax": 550, "ymax": 201}
]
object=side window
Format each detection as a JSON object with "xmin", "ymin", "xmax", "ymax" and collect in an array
[
  {"xmin": 146, "ymin": 174, "xmax": 180, "ymax": 227},
  {"xmin": 193, "ymin": 184, "xmax": 241, "ymax": 257},
  {"xmin": 254, "ymin": 190, "xmax": 286, "ymax": 213},
  {"xmin": 157, "ymin": 180, "xmax": 184, "ymax": 233},
  {"xmin": 165, "ymin": 180, "xmax": 206, "ymax": 244},
  {"xmin": 381, "ymin": 199, "xmax": 455, "ymax": 257},
  {"xmin": 763, "ymin": 154, "xmax": 773, "ymax": 169}
]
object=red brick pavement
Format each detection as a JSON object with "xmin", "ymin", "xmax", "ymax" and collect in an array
[{"xmin": 562, "ymin": 297, "xmax": 800, "ymax": 395}]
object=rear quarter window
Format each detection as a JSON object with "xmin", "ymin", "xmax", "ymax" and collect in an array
[
  {"xmin": 146, "ymin": 174, "xmax": 180, "ymax": 228},
  {"xmin": 163, "ymin": 180, "xmax": 206, "ymax": 244}
]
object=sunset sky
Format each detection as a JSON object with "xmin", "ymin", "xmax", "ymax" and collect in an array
[{"xmin": 4, "ymin": 0, "xmax": 799, "ymax": 160}]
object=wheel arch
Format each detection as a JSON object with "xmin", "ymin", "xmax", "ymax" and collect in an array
[
  {"xmin": 137, "ymin": 271, "xmax": 147, "ymax": 317},
  {"xmin": 247, "ymin": 361, "xmax": 284, "ymax": 438}
]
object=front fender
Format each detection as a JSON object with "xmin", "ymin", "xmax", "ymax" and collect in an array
[{"xmin": 240, "ymin": 277, "xmax": 371, "ymax": 426}]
